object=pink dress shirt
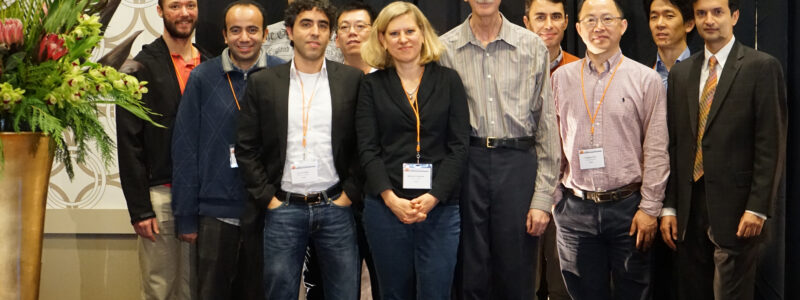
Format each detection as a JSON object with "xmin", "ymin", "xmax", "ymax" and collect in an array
[{"xmin": 552, "ymin": 51, "xmax": 669, "ymax": 216}]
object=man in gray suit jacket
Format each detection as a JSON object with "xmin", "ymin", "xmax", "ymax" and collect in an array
[
  {"xmin": 661, "ymin": 0, "xmax": 787, "ymax": 299},
  {"xmin": 235, "ymin": 1, "xmax": 363, "ymax": 299}
]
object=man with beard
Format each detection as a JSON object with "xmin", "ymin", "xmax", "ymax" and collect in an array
[
  {"xmin": 117, "ymin": 0, "xmax": 210, "ymax": 299},
  {"xmin": 439, "ymin": 0, "xmax": 560, "ymax": 299},
  {"xmin": 263, "ymin": 0, "xmax": 343, "ymax": 62},
  {"xmin": 171, "ymin": 1, "xmax": 283, "ymax": 299},
  {"xmin": 236, "ymin": 0, "xmax": 363, "ymax": 298}
]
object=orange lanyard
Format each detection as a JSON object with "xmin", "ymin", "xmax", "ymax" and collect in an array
[
  {"xmin": 295, "ymin": 68, "xmax": 322, "ymax": 149},
  {"xmin": 171, "ymin": 48, "xmax": 198, "ymax": 94},
  {"xmin": 401, "ymin": 75, "xmax": 423, "ymax": 163},
  {"xmin": 580, "ymin": 56, "xmax": 624, "ymax": 143},
  {"xmin": 225, "ymin": 73, "xmax": 241, "ymax": 111}
]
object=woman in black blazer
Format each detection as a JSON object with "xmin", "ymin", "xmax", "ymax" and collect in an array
[{"xmin": 356, "ymin": 2, "xmax": 469, "ymax": 299}]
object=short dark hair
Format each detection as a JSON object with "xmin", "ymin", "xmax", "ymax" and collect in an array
[
  {"xmin": 284, "ymin": 0, "xmax": 338, "ymax": 31},
  {"xmin": 644, "ymin": 0, "xmax": 692, "ymax": 22},
  {"xmin": 691, "ymin": 0, "xmax": 738, "ymax": 13},
  {"xmin": 222, "ymin": 0, "xmax": 268, "ymax": 31},
  {"xmin": 524, "ymin": 0, "xmax": 566, "ymax": 17},
  {"xmin": 577, "ymin": 0, "xmax": 625, "ymax": 19},
  {"xmin": 337, "ymin": 1, "xmax": 376, "ymax": 25}
]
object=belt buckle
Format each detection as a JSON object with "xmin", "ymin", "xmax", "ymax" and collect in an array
[
  {"xmin": 486, "ymin": 136, "xmax": 497, "ymax": 149},
  {"xmin": 305, "ymin": 193, "xmax": 323, "ymax": 205},
  {"xmin": 592, "ymin": 192, "xmax": 613, "ymax": 203}
]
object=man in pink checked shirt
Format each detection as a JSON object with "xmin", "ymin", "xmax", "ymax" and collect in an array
[{"xmin": 549, "ymin": 0, "xmax": 668, "ymax": 299}]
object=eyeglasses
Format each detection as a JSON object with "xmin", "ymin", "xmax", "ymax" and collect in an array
[
  {"xmin": 338, "ymin": 22, "xmax": 371, "ymax": 33},
  {"xmin": 579, "ymin": 15, "xmax": 623, "ymax": 28},
  {"xmin": 532, "ymin": 13, "xmax": 565, "ymax": 24}
]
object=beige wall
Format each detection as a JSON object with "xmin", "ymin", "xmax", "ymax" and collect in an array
[{"xmin": 40, "ymin": 234, "xmax": 140, "ymax": 300}]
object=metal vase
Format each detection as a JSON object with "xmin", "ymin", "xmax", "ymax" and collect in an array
[{"xmin": 0, "ymin": 133, "xmax": 55, "ymax": 300}]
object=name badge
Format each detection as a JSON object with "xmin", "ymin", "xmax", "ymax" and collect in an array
[
  {"xmin": 229, "ymin": 145, "xmax": 238, "ymax": 168},
  {"xmin": 403, "ymin": 163, "xmax": 432, "ymax": 189},
  {"xmin": 291, "ymin": 160, "xmax": 319, "ymax": 184},
  {"xmin": 579, "ymin": 148, "xmax": 605, "ymax": 170}
]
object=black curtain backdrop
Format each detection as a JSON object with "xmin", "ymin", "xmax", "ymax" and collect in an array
[
  {"xmin": 784, "ymin": 1, "xmax": 799, "ymax": 300},
  {"xmin": 195, "ymin": 1, "xmax": 795, "ymax": 298}
]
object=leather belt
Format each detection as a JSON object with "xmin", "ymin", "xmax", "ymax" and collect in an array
[
  {"xmin": 469, "ymin": 136, "xmax": 534, "ymax": 150},
  {"xmin": 276, "ymin": 183, "xmax": 342, "ymax": 205},
  {"xmin": 568, "ymin": 182, "xmax": 641, "ymax": 203}
]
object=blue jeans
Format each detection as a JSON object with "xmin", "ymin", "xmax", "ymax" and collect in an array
[
  {"xmin": 553, "ymin": 190, "xmax": 651, "ymax": 300},
  {"xmin": 262, "ymin": 193, "xmax": 359, "ymax": 299},
  {"xmin": 363, "ymin": 195, "xmax": 460, "ymax": 300}
]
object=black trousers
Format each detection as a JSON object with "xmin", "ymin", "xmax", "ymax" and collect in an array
[
  {"xmin": 676, "ymin": 180, "xmax": 761, "ymax": 300},
  {"xmin": 196, "ymin": 216, "xmax": 247, "ymax": 300},
  {"xmin": 455, "ymin": 146, "xmax": 538, "ymax": 300}
]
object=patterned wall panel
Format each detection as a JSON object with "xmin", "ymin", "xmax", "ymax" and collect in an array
[{"xmin": 47, "ymin": 0, "xmax": 163, "ymax": 212}]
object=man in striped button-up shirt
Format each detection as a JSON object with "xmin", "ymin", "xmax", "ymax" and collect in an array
[{"xmin": 439, "ymin": 0, "xmax": 561, "ymax": 299}]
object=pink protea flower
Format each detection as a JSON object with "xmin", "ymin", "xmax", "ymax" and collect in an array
[{"xmin": 0, "ymin": 18, "xmax": 24, "ymax": 48}]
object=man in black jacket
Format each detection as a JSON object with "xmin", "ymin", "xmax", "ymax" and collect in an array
[
  {"xmin": 116, "ymin": 0, "xmax": 209, "ymax": 299},
  {"xmin": 236, "ymin": 0, "xmax": 363, "ymax": 298}
]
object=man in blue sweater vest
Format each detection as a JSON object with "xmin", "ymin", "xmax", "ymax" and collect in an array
[{"xmin": 170, "ymin": 1, "xmax": 283, "ymax": 299}]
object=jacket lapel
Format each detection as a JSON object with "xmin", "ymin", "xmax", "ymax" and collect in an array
[
  {"xmin": 687, "ymin": 55, "xmax": 702, "ymax": 137},
  {"xmin": 387, "ymin": 68, "xmax": 418, "ymax": 123},
  {"xmin": 327, "ymin": 61, "xmax": 343, "ymax": 159},
  {"xmin": 704, "ymin": 42, "xmax": 743, "ymax": 132},
  {"xmin": 275, "ymin": 63, "xmax": 290, "ymax": 165},
  {"xmin": 416, "ymin": 63, "xmax": 434, "ymax": 112}
]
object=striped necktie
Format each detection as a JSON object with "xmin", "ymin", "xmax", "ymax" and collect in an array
[{"xmin": 693, "ymin": 56, "xmax": 718, "ymax": 181}]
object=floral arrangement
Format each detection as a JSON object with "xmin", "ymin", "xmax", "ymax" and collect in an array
[{"xmin": 0, "ymin": 0, "xmax": 158, "ymax": 178}]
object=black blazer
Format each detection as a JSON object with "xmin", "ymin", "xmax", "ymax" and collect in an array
[
  {"xmin": 236, "ymin": 60, "xmax": 364, "ymax": 228},
  {"xmin": 356, "ymin": 62, "xmax": 470, "ymax": 205},
  {"xmin": 665, "ymin": 41, "xmax": 787, "ymax": 247}
]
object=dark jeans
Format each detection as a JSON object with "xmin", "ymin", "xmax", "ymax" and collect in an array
[
  {"xmin": 197, "ymin": 216, "xmax": 245, "ymax": 300},
  {"xmin": 306, "ymin": 204, "xmax": 381, "ymax": 300},
  {"xmin": 262, "ymin": 193, "xmax": 360, "ymax": 299},
  {"xmin": 364, "ymin": 196, "xmax": 460, "ymax": 300},
  {"xmin": 456, "ymin": 146, "xmax": 539, "ymax": 300},
  {"xmin": 553, "ymin": 190, "xmax": 651, "ymax": 300}
]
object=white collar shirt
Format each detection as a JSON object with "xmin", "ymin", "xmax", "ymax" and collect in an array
[
  {"xmin": 699, "ymin": 36, "xmax": 735, "ymax": 100},
  {"xmin": 281, "ymin": 59, "xmax": 340, "ymax": 194}
]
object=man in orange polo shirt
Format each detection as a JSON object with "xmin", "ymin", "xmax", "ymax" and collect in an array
[
  {"xmin": 524, "ymin": 0, "xmax": 579, "ymax": 75},
  {"xmin": 522, "ymin": 0, "xmax": 574, "ymax": 299},
  {"xmin": 117, "ymin": 0, "xmax": 210, "ymax": 299}
]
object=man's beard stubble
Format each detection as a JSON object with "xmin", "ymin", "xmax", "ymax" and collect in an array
[{"xmin": 164, "ymin": 18, "xmax": 196, "ymax": 39}]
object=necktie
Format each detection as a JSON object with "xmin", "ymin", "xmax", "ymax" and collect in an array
[{"xmin": 693, "ymin": 56, "xmax": 718, "ymax": 181}]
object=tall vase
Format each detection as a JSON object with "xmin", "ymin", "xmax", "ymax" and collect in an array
[{"xmin": 0, "ymin": 133, "xmax": 55, "ymax": 300}]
